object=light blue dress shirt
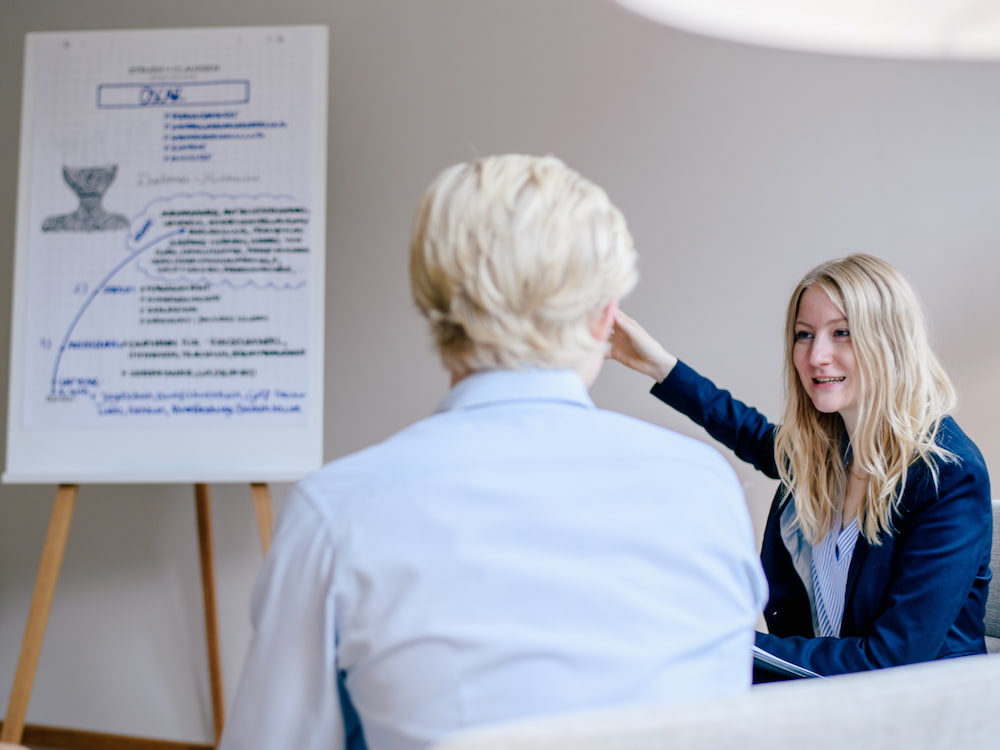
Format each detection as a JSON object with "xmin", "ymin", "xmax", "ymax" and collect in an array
[{"xmin": 220, "ymin": 369, "xmax": 767, "ymax": 750}]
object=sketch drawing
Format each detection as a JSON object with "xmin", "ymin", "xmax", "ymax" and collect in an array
[{"xmin": 42, "ymin": 165, "xmax": 129, "ymax": 232}]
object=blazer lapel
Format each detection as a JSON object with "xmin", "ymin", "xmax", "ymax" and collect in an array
[{"xmin": 843, "ymin": 533, "xmax": 869, "ymax": 617}]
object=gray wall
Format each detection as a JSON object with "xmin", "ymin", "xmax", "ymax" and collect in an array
[{"xmin": 1, "ymin": 0, "xmax": 998, "ymax": 742}]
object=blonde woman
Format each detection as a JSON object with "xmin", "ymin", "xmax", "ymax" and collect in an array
[{"xmin": 609, "ymin": 254, "xmax": 992, "ymax": 677}]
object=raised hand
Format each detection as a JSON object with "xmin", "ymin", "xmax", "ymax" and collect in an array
[{"xmin": 607, "ymin": 310, "xmax": 678, "ymax": 383}]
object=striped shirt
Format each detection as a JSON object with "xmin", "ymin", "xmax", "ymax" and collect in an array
[{"xmin": 811, "ymin": 516, "xmax": 860, "ymax": 637}]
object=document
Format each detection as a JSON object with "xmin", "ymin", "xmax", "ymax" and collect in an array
[
  {"xmin": 6, "ymin": 26, "xmax": 328, "ymax": 482},
  {"xmin": 753, "ymin": 645, "xmax": 823, "ymax": 679}
]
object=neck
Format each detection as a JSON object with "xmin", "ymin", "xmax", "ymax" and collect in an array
[
  {"xmin": 574, "ymin": 349, "xmax": 604, "ymax": 390},
  {"xmin": 840, "ymin": 409, "xmax": 858, "ymax": 443}
]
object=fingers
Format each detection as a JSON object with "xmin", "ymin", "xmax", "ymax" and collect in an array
[
  {"xmin": 614, "ymin": 308, "xmax": 637, "ymax": 327},
  {"xmin": 609, "ymin": 310, "xmax": 678, "ymax": 382},
  {"xmin": 612, "ymin": 309, "xmax": 647, "ymax": 346}
]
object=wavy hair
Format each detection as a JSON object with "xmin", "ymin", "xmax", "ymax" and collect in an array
[
  {"xmin": 773, "ymin": 254, "xmax": 956, "ymax": 544},
  {"xmin": 410, "ymin": 154, "xmax": 637, "ymax": 373}
]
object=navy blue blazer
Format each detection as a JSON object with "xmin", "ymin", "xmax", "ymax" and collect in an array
[{"xmin": 652, "ymin": 361, "xmax": 992, "ymax": 676}]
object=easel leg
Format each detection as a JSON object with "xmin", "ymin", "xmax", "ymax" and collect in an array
[
  {"xmin": 249, "ymin": 483, "xmax": 273, "ymax": 554},
  {"xmin": 1, "ymin": 484, "xmax": 78, "ymax": 744},
  {"xmin": 194, "ymin": 484, "xmax": 225, "ymax": 746}
]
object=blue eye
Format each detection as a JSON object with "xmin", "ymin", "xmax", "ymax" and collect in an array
[
  {"xmin": 834, "ymin": 329, "xmax": 851, "ymax": 338},
  {"xmin": 794, "ymin": 330, "xmax": 812, "ymax": 341}
]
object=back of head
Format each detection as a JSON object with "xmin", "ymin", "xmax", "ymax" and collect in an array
[{"xmin": 410, "ymin": 154, "xmax": 637, "ymax": 374}]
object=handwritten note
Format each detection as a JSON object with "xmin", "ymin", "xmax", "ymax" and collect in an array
[{"xmin": 6, "ymin": 26, "xmax": 328, "ymax": 483}]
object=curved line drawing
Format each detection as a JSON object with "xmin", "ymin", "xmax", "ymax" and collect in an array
[
  {"xmin": 50, "ymin": 228, "xmax": 186, "ymax": 395},
  {"xmin": 51, "ymin": 190, "xmax": 312, "ymax": 395}
]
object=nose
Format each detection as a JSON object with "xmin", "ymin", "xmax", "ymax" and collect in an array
[{"xmin": 809, "ymin": 336, "xmax": 833, "ymax": 366}]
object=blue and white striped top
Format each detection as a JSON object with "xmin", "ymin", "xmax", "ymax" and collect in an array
[{"xmin": 811, "ymin": 516, "xmax": 861, "ymax": 637}]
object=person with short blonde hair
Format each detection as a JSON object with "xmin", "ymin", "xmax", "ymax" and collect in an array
[
  {"xmin": 410, "ymin": 154, "xmax": 637, "ymax": 376},
  {"xmin": 220, "ymin": 154, "xmax": 766, "ymax": 750},
  {"xmin": 610, "ymin": 253, "xmax": 992, "ymax": 678}
]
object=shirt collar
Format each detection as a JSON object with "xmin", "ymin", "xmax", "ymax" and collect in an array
[{"xmin": 435, "ymin": 369, "xmax": 595, "ymax": 414}]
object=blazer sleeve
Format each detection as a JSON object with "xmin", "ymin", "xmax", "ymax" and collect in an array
[
  {"xmin": 756, "ymin": 427, "xmax": 993, "ymax": 675},
  {"xmin": 651, "ymin": 360, "xmax": 781, "ymax": 479}
]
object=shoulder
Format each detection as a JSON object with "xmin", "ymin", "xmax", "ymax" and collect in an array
[
  {"xmin": 936, "ymin": 416, "xmax": 987, "ymax": 464},
  {"xmin": 283, "ymin": 419, "xmax": 440, "ymax": 532},
  {"xmin": 585, "ymin": 410, "xmax": 759, "ymax": 548},
  {"xmin": 595, "ymin": 407, "xmax": 740, "ymax": 477},
  {"xmin": 901, "ymin": 416, "xmax": 991, "ymax": 513},
  {"xmin": 930, "ymin": 416, "xmax": 990, "ymax": 488},
  {"xmin": 589, "ymin": 410, "xmax": 753, "ymax": 533}
]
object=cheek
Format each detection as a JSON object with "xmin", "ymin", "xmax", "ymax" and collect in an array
[
  {"xmin": 837, "ymin": 350, "xmax": 858, "ymax": 378},
  {"xmin": 792, "ymin": 349, "xmax": 809, "ymax": 380}
]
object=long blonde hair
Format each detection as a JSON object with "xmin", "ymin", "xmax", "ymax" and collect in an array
[{"xmin": 773, "ymin": 255, "xmax": 956, "ymax": 544}]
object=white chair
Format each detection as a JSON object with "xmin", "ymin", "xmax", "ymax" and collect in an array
[
  {"xmin": 986, "ymin": 498, "xmax": 1000, "ymax": 653},
  {"xmin": 432, "ymin": 653, "xmax": 1000, "ymax": 750}
]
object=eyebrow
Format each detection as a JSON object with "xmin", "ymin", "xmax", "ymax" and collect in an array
[{"xmin": 794, "ymin": 317, "xmax": 848, "ymax": 328}]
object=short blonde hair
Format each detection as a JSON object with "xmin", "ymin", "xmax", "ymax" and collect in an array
[
  {"xmin": 410, "ymin": 154, "xmax": 637, "ymax": 373},
  {"xmin": 774, "ymin": 254, "xmax": 957, "ymax": 544}
]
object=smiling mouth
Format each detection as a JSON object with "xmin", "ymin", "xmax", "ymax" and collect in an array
[{"xmin": 813, "ymin": 377, "xmax": 845, "ymax": 384}]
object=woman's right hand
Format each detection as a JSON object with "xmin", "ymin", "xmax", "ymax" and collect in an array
[{"xmin": 607, "ymin": 310, "xmax": 678, "ymax": 384}]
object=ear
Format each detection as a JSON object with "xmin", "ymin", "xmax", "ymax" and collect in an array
[{"xmin": 589, "ymin": 299, "xmax": 619, "ymax": 342}]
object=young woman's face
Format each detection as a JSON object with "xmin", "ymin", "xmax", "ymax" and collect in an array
[{"xmin": 792, "ymin": 285, "xmax": 860, "ymax": 434}]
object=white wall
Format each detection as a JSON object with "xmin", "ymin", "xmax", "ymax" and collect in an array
[{"xmin": 1, "ymin": 0, "xmax": 998, "ymax": 742}]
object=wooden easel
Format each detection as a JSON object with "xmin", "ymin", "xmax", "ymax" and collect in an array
[{"xmin": 0, "ymin": 482, "xmax": 275, "ymax": 750}]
